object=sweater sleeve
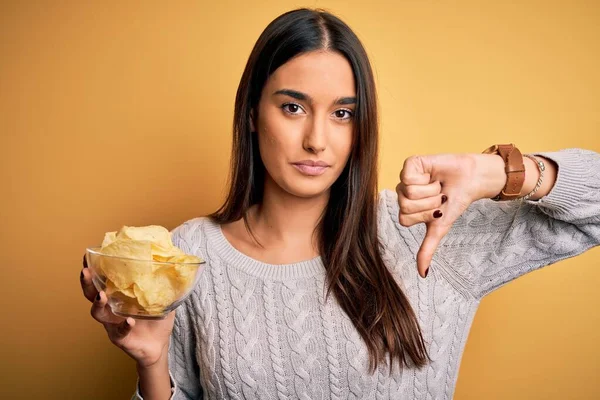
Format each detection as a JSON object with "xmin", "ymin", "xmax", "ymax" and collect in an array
[
  {"xmin": 436, "ymin": 148, "xmax": 600, "ymax": 299},
  {"xmin": 383, "ymin": 148, "xmax": 600, "ymax": 300},
  {"xmin": 131, "ymin": 226, "xmax": 203, "ymax": 400}
]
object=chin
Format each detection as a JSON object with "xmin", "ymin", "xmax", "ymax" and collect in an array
[{"xmin": 280, "ymin": 178, "xmax": 334, "ymax": 199}]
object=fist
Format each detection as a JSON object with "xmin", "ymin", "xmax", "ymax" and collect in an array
[{"xmin": 397, "ymin": 153, "xmax": 494, "ymax": 278}]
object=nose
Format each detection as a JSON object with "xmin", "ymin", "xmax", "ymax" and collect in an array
[{"xmin": 303, "ymin": 115, "xmax": 327, "ymax": 154}]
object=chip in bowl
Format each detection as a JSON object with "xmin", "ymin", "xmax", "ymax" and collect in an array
[{"xmin": 86, "ymin": 225, "xmax": 204, "ymax": 319}]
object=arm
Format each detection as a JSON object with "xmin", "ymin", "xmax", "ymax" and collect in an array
[
  {"xmin": 136, "ymin": 353, "xmax": 171, "ymax": 400},
  {"xmin": 132, "ymin": 295, "xmax": 202, "ymax": 400},
  {"xmin": 132, "ymin": 224, "xmax": 203, "ymax": 400},
  {"xmin": 433, "ymin": 148, "xmax": 600, "ymax": 299}
]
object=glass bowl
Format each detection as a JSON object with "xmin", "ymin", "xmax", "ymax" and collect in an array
[{"xmin": 85, "ymin": 247, "xmax": 205, "ymax": 320}]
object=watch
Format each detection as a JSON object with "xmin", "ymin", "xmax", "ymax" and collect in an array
[{"xmin": 482, "ymin": 144, "xmax": 526, "ymax": 201}]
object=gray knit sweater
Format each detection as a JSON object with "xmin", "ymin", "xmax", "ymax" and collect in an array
[{"xmin": 133, "ymin": 148, "xmax": 600, "ymax": 400}]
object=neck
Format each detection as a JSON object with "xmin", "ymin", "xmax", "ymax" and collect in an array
[{"xmin": 248, "ymin": 176, "xmax": 329, "ymax": 251}]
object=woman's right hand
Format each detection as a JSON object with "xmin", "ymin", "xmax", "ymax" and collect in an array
[{"xmin": 80, "ymin": 255, "xmax": 175, "ymax": 368}]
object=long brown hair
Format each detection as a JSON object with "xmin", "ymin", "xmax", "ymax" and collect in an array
[{"xmin": 210, "ymin": 8, "xmax": 430, "ymax": 372}]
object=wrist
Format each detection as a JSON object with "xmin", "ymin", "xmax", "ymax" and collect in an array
[
  {"xmin": 136, "ymin": 344, "xmax": 169, "ymax": 372},
  {"xmin": 137, "ymin": 349, "xmax": 171, "ymax": 400},
  {"xmin": 522, "ymin": 155, "xmax": 557, "ymax": 200},
  {"xmin": 520, "ymin": 156, "xmax": 538, "ymax": 197},
  {"xmin": 474, "ymin": 153, "xmax": 508, "ymax": 200}
]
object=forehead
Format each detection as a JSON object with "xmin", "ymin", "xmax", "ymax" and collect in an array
[{"xmin": 266, "ymin": 50, "xmax": 356, "ymax": 98}]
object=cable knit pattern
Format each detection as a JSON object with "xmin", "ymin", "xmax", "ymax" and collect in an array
[
  {"xmin": 264, "ymin": 279, "xmax": 290, "ymax": 400},
  {"xmin": 192, "ymin": 266, "xmax": 219, "ymax": 399},
  {"xmin": 282, "ymin": 278, "xmax": 324, "ymax": 399},
  {"xmin": 133, "ymin": 148, "xmax": 600, "ymax": 400},
  {"xmin": 318, "ymin": 277, "xmax": 345, "ymax": 400},
  {"xmin": 341, "ymin": 314, "xmax": 379, "ymax": 399},
  {"xmin": 230, "ymin": 266, "xmax": 272, "ymax": 399},
  {"xmin": 211, "ymin": 257, "xmax": 242, "ymax": 400}
]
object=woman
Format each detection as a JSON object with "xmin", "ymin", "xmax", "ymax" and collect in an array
[{"xmin": 80, "ymin": 8, "xmax": 600, "ymax": 400}]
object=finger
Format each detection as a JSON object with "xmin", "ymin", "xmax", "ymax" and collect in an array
[
  {"xmin": 398, "ymin": 193, "xmax": 446, "ymax": 215},
  {"xmin": 417, "ymin": 223, "xmax": 451, "ymax": 278},
  {"xmin": 80, "ymin": 268, "xmax": 98, "ymax": 302},
  {"xmin": 397, "ymin": 181, "xmax": 442, "ymax": 200},
  {"xmin": 400, "ymin": 156, "xmax": 432, "ymax": 185},
  {"xmin": 82, "ymin": 253, "xmax": 88, "ymax": 269},
  {"xmin": 398, "ymin": 207, "xmax": 445, "ymax": 227},
  {"xmin": 90, "ymin": 291, "xmax": 121, "ymax": 324}
]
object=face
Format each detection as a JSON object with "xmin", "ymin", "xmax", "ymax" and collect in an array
[{"xmin": 252, "ymin": 50, "xmax": 356, "ymax": 199}]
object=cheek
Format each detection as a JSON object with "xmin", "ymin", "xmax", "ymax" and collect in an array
[
  {"xmin": 257, "ymin": 116, "xmax": 301, "ymax": 161},
  {"xmin": 332, "ymin": 129, "xmax": 354, "ymax": 162},
  {"xmin": 257, "ymin": 128, "xmax": 285, "ymax": 173},
  {"xmin": 258, "ymin": 126, "xmax": 280, "ymax": 151}
]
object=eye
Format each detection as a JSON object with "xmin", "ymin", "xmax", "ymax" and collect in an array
[
  {"xmin": 333, "ymin": 109, "xmax": 354, "ymax": 120},
  {"xmin": 281, "ymin": 103, "xmax": 305, "ymax": 115}
]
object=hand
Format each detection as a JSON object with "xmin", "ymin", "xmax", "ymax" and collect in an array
[
  {"xmin": 80, "ymin": 255, "xmax": 175, "ymax": 368},
  {"xmin": 396, "ymin": 153, "xmax": 506, "ymax": 278}
]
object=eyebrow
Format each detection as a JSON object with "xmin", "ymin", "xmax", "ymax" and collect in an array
[{"xmin": 273, "ymin": 89, "xmax": 356, "ymax": 105}]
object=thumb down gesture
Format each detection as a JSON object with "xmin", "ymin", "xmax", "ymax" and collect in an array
[{"xmin": 396, "ymin": 153, "xmax": 503, "ymax": 278}]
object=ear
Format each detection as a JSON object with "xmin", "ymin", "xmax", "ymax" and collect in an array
[{"xmin": 250, "ymin": 109, "xmax": 256, "ymax": 133}]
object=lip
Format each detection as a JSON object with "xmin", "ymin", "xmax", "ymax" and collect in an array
[
  {"xmin": 292, "ymin": 160, "xmax": 330, "ymax": 176},
  {"xmin": 293, "ymin": 160, "xmax": 330, "ymax": 167}
]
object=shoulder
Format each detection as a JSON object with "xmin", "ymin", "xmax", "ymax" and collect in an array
[{"xmin": 170, "ymin": 216, "xmax": 213, "ymax": 255}]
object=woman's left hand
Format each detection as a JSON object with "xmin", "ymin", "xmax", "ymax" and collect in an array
[{"xmin": 396, "ymin": 153, "xmax": 507, "ymax": 278}]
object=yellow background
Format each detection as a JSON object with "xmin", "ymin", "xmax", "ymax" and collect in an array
[{"xmin": 2, "ymin": 1, "xmax": 599, "ymax": 399}]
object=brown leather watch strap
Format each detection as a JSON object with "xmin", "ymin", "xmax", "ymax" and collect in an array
[{"xmin": 482, "ymin": 144, "xmax": 526, "ymax": 201}]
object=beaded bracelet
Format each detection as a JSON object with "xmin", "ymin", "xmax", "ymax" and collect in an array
[{"xmin": 522, "ymin": 154, "xmax": 545, "ymax": 201}]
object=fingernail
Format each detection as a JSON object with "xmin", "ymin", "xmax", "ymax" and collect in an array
[
  {"xmin": 95, "ymin": 293, "xmax": 101, "ymax": 302},
  {"xmin": 83, "ymin": 254, "xmax": 88, "ymax": 268},
  {"xmin": 433, "ymin": 210, "xmax": 443, "ymax": 218},
  {"xmin": 441, "ymin": 195, "xmax": 447, "ymax": 204},
  {"xmin": 425, "ymin": 267, "xmax": 429, "ymax": 277},
  {"xmin": 125, "ymin": 319, "xmax": 131, "ymax": 327},
  {"xmin": 80, "ymin": 271, "xmax": 84, "ymax": 281}
]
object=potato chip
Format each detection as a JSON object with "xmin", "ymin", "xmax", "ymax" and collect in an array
[
  {"xmin": 105, "ymin": 279, "xmax": 118, "ymax": 296},
  {"xmin": 117, "ymin": 226, "xmax": 173, "ymax": 248},
  {"xmin": 98, "ymin": 225, "xmax": 203, "ymax": 314},
  {"xmin": 101, "ymin": 231, "xmax": 117, "ymax": 248},
  {"xmin": 105, "ymin": 280, "xmax": 136, "ymax": 298},
  {"xmin": 150, "ymin": 243, "xmax": 183, "ymax": 265},
  {"xmin": 134, "ymin": 269, "xmax": 178, "ymax": 309},
  {"xmin": 100, "ymin": 239, "xmax": 153, "ymax": 289}
]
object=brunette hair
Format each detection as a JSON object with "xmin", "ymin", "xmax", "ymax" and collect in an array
[{"xmin": 210, "ymin": 8, "xmax": 430, "ymax": 372}]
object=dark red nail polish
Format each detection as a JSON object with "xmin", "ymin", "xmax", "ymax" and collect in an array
[
  {"xmin": 96, "ymin": 293, "xmax": 101, "ymax": 302},
  {"xmin": 433, "ymin": 210, "xmax": 443, "ymax": 218},
  {"xmin": 441, "ymin": 195, "xmax": 447, "ymax": 204},
  {"xmin": 83, "ymin": 254, "xmax": 88, "ymax": 268}
]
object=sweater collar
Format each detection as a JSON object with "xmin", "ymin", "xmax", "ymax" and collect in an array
[{"xmin": 204, "ymin": 218, "xmax": 325, "ymax": 280}]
